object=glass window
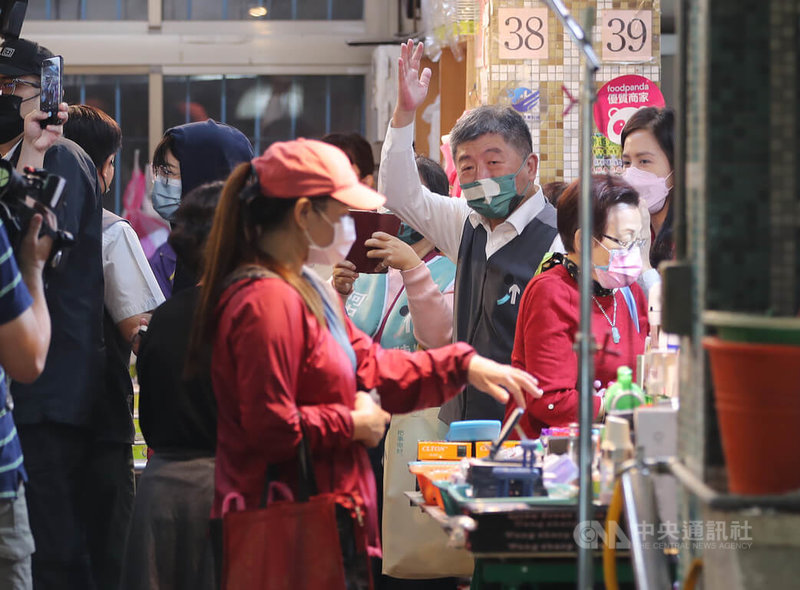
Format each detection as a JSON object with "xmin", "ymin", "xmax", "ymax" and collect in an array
[
  {"xmin": 162, "ymin": 0, "xmax": 363, "ymax": 21},
  {"xmin": 28, "ymin": 0, "xmax": 147, "ymax": 20},
  {"xmin": 63, "ymin": 75, "xmax": 149, "ymax": 214},
  {"xmin": 163, "ymin": 74, "xmax": 364, "ymax": 154}
]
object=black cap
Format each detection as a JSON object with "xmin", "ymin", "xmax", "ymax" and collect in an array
[{"xmin": 0, "ymin": 38, "xmax": 54, "ymax": 78}]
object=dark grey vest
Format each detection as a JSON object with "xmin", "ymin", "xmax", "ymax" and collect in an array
[{"xmin": 439, "ymin": 203, "xmax": 558, "ymax": 423}]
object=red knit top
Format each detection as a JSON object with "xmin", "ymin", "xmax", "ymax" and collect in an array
[
  {"xmin": 506, "ymin": 263, "xmax": 649, "ymax": 438},
  {"xmin": 210, "ymin": 276, "xmax": 477, "ymax": 555}
]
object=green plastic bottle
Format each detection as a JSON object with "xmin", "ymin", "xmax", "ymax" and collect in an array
[{"xmin": 604, "ymin": 366, "xmax": 646, "ymax": 413}]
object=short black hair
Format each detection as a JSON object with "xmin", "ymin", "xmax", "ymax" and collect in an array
[
  {"xmin": 321, "ymin": 132, "xmax": 375, "ymax": 180},
  {"xmin": 415, "ymin": 154, "xmax": 449, "ymax": 196},
  {"xmin": 556, "ymin": 175, "xmax": 640, "ymax": 253},
  {"xmin": 62, "ymin": 104, "xmax": 122, "ymax": 171},
  {"xmin": 168, "ymin": 181, "xmax": 225, "ymax": 277},
  {"xmin": 152, "ymin": 133, "xmax": 176, "ymax": 171},
  {"xmin": 620, "ymin": 107, "xmax": 675, "ymax": 169}
]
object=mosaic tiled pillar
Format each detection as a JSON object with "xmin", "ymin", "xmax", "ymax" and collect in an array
[
  {"xmin": 677, "ymin": 0, "xmax": 710, "ymax": 578},
  {"xmin": 703, "ymin": 0, "xmax": 800, "ymax": 314},
  {"xmin": 475, "ymin": 0, "xmax": 661, "ymax": 184},
  {"xmin": 679, "ymin": 0, "xmax": 800, "ymax": 479},
  {"xmin": 769, "ymin": 1, "xmax": 798, "ymax": 316},
  {"xmin": 679, "ymin": 0, "xmax": 800, "ymax": 477},
  {"xmin": 678, "ymin": 0, "xmax": 709, "ymax": 479},
  {"xmin": 703, "ymin": 0, "xmax": 770, "ymax": 313},
  {"xmin": 677, "ymin": 2, "xmax": 800, "ymax": 584}
]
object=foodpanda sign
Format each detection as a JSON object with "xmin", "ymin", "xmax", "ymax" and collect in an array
[{"xmin": 593, "ymin": 75, "xmax": 665, "ymax": 144}]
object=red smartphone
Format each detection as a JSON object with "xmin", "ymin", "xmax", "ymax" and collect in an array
[{"xmin": 345, "ymin": 210, "xmax": 401, "ymax": 274}]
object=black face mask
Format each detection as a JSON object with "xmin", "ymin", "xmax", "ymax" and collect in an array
[{"xmin": 0, "ymin": 95, "xmax": 24, "ymax": 144}]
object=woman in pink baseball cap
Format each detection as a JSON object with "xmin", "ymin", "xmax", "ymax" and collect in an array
[{"xmin": 187, "ymin": 138, "xmax": 542, "ymax": 582}]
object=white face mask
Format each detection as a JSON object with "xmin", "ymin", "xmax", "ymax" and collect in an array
[
  {"xmin": 622, "ymin": 166, "xmax": 672, "ymax": 214},
  {"xmin": 306, "ymin": 209, "xmax": 356, "ymax": 266}
]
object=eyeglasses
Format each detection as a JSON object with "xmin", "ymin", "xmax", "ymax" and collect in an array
[
  {"xmin": 153, "ymin": 165, "xmax": 179, "ymax": 179},
  {"xmin": 0, "ymin": 78, "xmax": 40, "ymax": 96},
  {"xmin": 602, "ymin": 234, "xmax": 645, "ymax": 251}
]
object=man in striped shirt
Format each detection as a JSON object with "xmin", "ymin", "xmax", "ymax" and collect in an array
[{"xmin": 0, "ymin": 210, "xmax": 53, "ymax": 589}]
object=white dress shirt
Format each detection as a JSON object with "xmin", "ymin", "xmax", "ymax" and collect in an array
[{"xmin": 102, "ymin": 210, "xmax": 165, "ymax": 323}]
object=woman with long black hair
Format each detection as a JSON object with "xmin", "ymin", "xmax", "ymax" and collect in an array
[{"xmin": 620, "ymin": 107, "xmax": 675, "ymax": 292}]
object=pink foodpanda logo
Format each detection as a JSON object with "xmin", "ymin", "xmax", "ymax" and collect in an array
[{"xmin": 606, "ymin": 106, "xmax": 643, "ymax": 145}]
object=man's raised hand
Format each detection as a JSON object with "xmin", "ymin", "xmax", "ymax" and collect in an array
[{"xmin": 392, "ymin": 40, "xmax": 432, "ymax": 128}]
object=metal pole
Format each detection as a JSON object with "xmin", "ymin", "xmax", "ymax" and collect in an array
[
  {"xmin": 619, "ymin": 467, "xmax": 674, "ymax": 589},
  {"xmin": 541, "ymin": 2, "xmax": 600, "ymax": 588},
  {"xmin": 577, "ymin": 9, "xmax": 598, "ymax": 588},
  {"xmin": 673, "ymin": 0, "xmax": 689, "ymax": 259}
]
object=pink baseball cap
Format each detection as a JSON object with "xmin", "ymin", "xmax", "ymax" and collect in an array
[{"xmin": 251, "ymin": 138, "xmax": 385, "ymax": 210}]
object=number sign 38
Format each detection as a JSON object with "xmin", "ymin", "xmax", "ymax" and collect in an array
[
  {"xmin": 601, "ymin": 10, "xmax": 653, "ymax": 62},
  {"xmin": 498, "ymin": 8, "xmax": 549, "ymax": 60}
]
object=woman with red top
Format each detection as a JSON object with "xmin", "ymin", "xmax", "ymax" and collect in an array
[
  {"xmin": 507, "ymin": 175, "xmax": 650, "ymax": 438},
  {"xmin": 188, "ymin": 139, "xmax": 541, "ymax": 567}
]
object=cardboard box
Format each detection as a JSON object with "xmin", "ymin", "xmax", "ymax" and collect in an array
[
  {"xmin": 474, "ymin": 440, "xmax": 520, "ymax": 458},
  {"xmin": 418, "ymin": 440, "xmax": 521, "ymax": 460},
  {"xmin": 417, "ymin": 441, "xmax": 471, "ymax": 460}
]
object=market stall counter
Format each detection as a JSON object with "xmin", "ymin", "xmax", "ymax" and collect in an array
[
  {"xmin": 405, "ymin": 490, "xmax": 635, "ymax": 588},
  {"xmin": 404, "ymin": 416, "xmax": 638, "ymax": 589}
]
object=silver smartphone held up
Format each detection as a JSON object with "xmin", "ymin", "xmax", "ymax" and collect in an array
[{"xmin": 39, "ymin": 55, "xmax": 63, "ymax": 128}]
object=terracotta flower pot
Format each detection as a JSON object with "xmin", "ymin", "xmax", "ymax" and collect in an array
[{"xmin": 704, "ymin": 336, "xmax": 800, "ymax": 494}]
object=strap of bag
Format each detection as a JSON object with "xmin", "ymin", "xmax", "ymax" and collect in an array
[
  {"xmin": 221, "ymin": 492, "xmax": 245, "ymax": 517},
  {"xmin": 259, "ymin": 426, "xmax": 319, "ymax": 507},
  {"xmin": 223, "ymin": 267, "xmax": 329, "ymax": 507}
]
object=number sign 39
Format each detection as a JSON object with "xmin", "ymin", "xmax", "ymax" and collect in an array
[
  {"xmin": 498, "ymin": 8, "xmax": 549, "ymax": 60},
  {"xmin": 601, "ymin": 10, "xmax": 652, "ymax": 62}
]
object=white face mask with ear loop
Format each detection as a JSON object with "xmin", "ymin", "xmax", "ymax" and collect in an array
[{"xmin": 305, "ymin": 208, "xmax": 356, "ymax": 266}]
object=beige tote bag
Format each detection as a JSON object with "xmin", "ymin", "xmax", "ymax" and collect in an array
[{"xmin": 381, "ymin": 409, "xmax": 474, "ymax": 579}]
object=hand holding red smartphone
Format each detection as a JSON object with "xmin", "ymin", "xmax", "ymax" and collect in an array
[{"xmin": 345, "ymin": 211, "xmax": 401, "ymax": 274}]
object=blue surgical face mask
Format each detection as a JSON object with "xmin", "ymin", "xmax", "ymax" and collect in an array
[
  {"xmin": 151, "ymin": 175, "xmax": 182, "ymax": 221},
  {"xmin": 397, "ymin": 222, "xmax": 424, "ymax": 245},
  {"xmin": 459, "ymin": 160, "xmax": 531, "ymax": 219}
]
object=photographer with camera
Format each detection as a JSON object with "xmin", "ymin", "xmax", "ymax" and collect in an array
[{"xmin": 0, "ymin": 38, "xmax": 104, "ymax": 589}]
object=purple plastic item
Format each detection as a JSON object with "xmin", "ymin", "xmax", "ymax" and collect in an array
[{"xmin": 543, "ymin": 454, "xmax": 579, "ymax": 484}]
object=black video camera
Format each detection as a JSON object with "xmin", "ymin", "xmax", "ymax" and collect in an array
[{"xmin": 0, "ymin": 158, "xmax": 75, "ymax": 269}]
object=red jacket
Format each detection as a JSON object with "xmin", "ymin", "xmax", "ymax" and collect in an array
[
  {"xmin": 210, "ymin": 276, "xmax": 475, "ymax": 555},
  {"xmin": 506, "ymin": 264, "xmax": 649, "ymax": 438}
]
